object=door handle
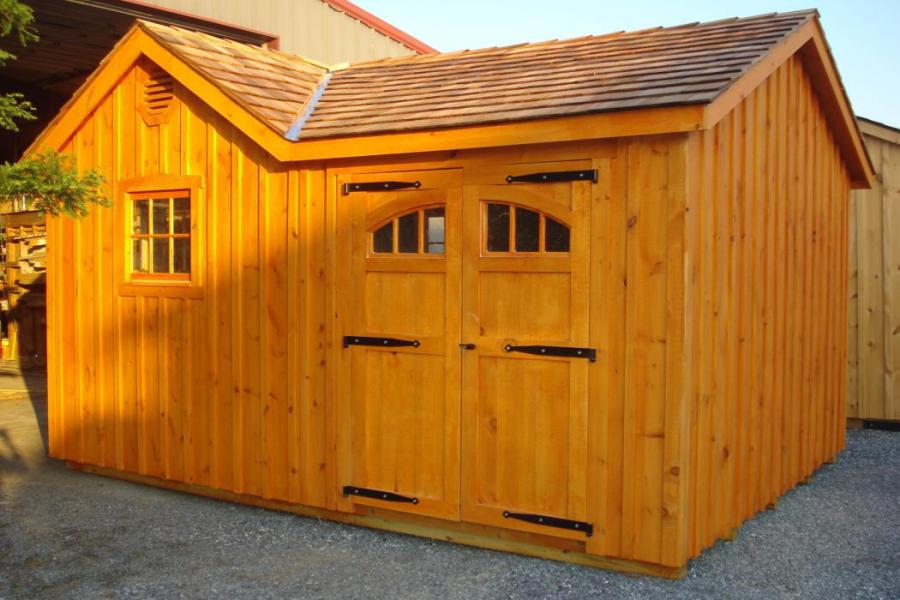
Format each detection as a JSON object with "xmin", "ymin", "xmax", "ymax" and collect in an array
[{"xmin": 459, "ymin": 343, "xmax": 476, "ymax": 350}]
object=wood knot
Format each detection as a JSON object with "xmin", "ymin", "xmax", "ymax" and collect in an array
[{"xmin": 670, "ymin": 466, "xmax": 680, "ymax": 476}]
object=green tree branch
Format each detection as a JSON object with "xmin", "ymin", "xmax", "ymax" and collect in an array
[
  {"xmin": 0, "ymin": 0, "xmax": 107, "ymax": 216},
  {"xmin": 0, "ymin": 150, "xmax": 108, "ymax": 217}
]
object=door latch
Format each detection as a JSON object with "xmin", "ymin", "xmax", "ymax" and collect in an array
[{"xmin": 459, "ymin": 343, "xmax": 476, "ymax": 350}]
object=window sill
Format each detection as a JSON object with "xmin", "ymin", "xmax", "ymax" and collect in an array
[{"xmin": 118, "ymin": 280, "xmax": 204, "ymax": 299}]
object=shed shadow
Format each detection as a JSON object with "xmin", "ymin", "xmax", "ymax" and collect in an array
[{"xmin": 2, "ymin": 280, "xmax": 49, "ymax": 453}]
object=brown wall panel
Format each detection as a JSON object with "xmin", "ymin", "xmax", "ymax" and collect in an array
[
  {"xmin": 685, "ymin": 55, "xmax": 850, "ymax": 557},
  {"xmin": 46, "ymin": 65, "xmax": 329, "ymax": 507},
  {"xmin": 847, "ymin": 123, "xmax": 900, "ymax": 422}
]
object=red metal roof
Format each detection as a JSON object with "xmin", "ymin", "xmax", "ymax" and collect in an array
[{"xmin": 321, "ymin": 0, "xmax": 437, "ymax": 54}]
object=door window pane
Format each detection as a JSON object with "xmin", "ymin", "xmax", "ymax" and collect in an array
[
  {"xmin": 545, "ymin": 217, "xmax": 570, "ymax": 252},
  {"xmin": 370, "ymin": 207, "xmax": 447, "ymax": 256},
  {"xmin": 373, "ymin": 222, "xmax": 393, "ymax": 253},
  {"xmin": 486, "ymin": 203, "xmax": 510, "ymax": 252},
  {"xmin": 484, "ymin": 202, "xmax": 571, "ymax": 255},
  {"xmin": 398, "ymin": 212, "xmax": 419, "ymax": 253},
  {"xmin": 424, "ymin": 207, "xmax": 445, "ymax": 254},
  {"xmin": 515, "ymin": 207, "xmax": 540, "ymax": 252}
]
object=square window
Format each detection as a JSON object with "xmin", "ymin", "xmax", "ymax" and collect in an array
[{"xmin": 129, "ymin": 190, "xmax": 192, "ymax": 281}]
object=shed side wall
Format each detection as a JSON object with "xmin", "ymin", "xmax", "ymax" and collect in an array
[
  {"xmin": 685, "ymin": 54, "xmax": 850, "ymax": 558},
  {"xmin": 45, "ymin": 65, "xmax": 329, "ymax": 507},
  {"xmin": 847, "ymin": 131, "xmax": 900, "ymax": 421}
]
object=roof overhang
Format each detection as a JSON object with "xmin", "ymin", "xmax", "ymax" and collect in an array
[
  {"xmin": 27, "ymin": 18, "xmax": 874, "ymax": 188},
  {"xmin": 704, "ymin": 18, "xmax": 874, "ymax": 189},
  {"xmin": 26, "ymin": 23, "xmax": 707, "ymax": 163},
  {"xmin": 858, "ymin": 117, "xmax": 900, "ymax": 146}
]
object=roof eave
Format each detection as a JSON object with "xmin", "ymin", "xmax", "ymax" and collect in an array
[
  {"xmin": 282, "ymin": 104, "xmax": 705, "ymax": 162},
  {"xmin": 33, "ymin": 15, "xmax": 870, "ymax": 177},
  {"xmin": 27, "ymin": 24, "xmax": 299, "ymax": 162},
  {"xmin": 858, "ymin": 117, "xmax": 900, "ymax": 145},
  {"xmin": 27, "ymin": 25, "xmax": 707, "ymax": 164},
  {"xmin": 24, "ymin": 22, "xmax": 146, "ymax": 158},
  {"xmin": 703, "ymin": 17, "xmax": 874, "ymax": 189}
]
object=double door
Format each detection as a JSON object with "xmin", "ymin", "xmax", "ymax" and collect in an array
[{"xmin": 335, "ymin": 163, "xmax": 594, "ymax": 540}]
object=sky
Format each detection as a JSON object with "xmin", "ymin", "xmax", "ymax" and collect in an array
[{"xmin": 355, "ymin": 0, "xmax": 900, "ymax": 127}]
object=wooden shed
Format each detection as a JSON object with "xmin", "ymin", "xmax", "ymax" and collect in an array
[
  {"xmin": 32, "ymin": 11, "xmax": 873, "ymax": 578},
  {"xmin": 848, "ymin": 117, "xmax": 900, "ymax": 425}
]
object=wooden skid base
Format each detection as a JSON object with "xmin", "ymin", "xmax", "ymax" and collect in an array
[
  {"xmin": 847, "ymin": 418, "xmax": 900, "ymax": 432},
  {"xmin": 66, "ymin": 461, "xmax": 686, "ymax": 579}
]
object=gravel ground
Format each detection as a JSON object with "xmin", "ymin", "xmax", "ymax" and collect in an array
[{"xmin": 1, "ymin": 377, "xmax": 898, "ymax": 599}]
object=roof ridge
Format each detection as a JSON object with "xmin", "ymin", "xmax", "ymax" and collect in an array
[
  {"xmin": 135, "ymin": 10, "xmax": 825, "ymax": 145},
  {"xmin": 332, "ymin": 9, "xmax": 818, "ymax": 71}
]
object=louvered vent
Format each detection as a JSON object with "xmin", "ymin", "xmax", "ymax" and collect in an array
[{"xmin": 139, "ymin": 66, "xmax": 175, "ymax": 126}]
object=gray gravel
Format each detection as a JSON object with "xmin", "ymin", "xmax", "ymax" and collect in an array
[{"xmin": 1, "ymin": 379, "xmax": 898, "ymax": 599}]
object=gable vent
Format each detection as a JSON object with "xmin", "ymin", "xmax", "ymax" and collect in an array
[{"xmin": 138, "ymin": 65, "xmax": 175, "ymax": 126}]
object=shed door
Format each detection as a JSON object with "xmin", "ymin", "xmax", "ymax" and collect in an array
[
  {"xmin": 336, "ymin": 170, "xmax": 462, "ymax": 521},
  {"xmin": 460, "ymin": 166, "xmax": 593, "ymax": 540}
]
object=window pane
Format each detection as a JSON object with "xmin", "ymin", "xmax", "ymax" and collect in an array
[
  {"xmin": 172, "ymin": 197, "xmax": 190, "ymax": 234},
  {"xmin": 398, "ymin": 212, "xmax": 419, "ymax": 253},
  {"xmin": 373, "ymin": 222, "xmax": 393, "ymax": 253},
  {"xmin": 152, "ymin": 238, "xmax": 169, "ymax": 273},
  {"xmin": 133, "ymin": 238, "xmax": 150, "ymax": 272},
  {"xmin": 545, "ymin": 217, "xmax": 570, "ymax": 252},
  {"xmin": 486, "ymin": 203, "xmax": 510, "ymax": 252},
  {"xmin": 133, "ymin": 200, "xmax": 149, "ymax": 234},
  {"xmin": 173, "ymin": 238, "xmax": 190, "ymax": 273},
  {"xmin": 424, "ymin": 207, "xmax": 445, "ymax": 254},
  {"xmin": 515, "ymin": 207, "xmax": 540, "ymax": 252},
  {"xmin": 152, "ymin": 199, "xmax": 170, "ymax": 235}
]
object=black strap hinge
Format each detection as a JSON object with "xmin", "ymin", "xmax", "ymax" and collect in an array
[
  {"xmin": 503, "ymin": 511, "xmax": 593, "ymax": 536},
  {"xmin": 343, "ymin": 180, "xmax": 421, "ymax": 195},
  {"xmin": 343, "ymin": 486, "xmax": 419, "ymax": 504},
  {"xmin": 344, "ymin": 336, "xmax": 420, "ymax": 348},
  {"xmin": 504, "ymin": 344, "xmax": 596, "ymax": 362},
  {"xmin": 506, "ymin": 169, "xmax": 597, "ymax": 184}
]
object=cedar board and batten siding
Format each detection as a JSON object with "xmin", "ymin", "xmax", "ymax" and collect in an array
[
  {"xmin": 847, "ymin": 119, "xmax": 900, "ymax": 422},
  {"xmin": 46, "ymin": 64, "xmax": 330, "ymax": 505},
  {"xmin": 42, "ymin": 13, "xmax": 864, "ymax": 576},
  {"xmin": 45, "ymin": 68, "xmax": 691, "ymax": 566},
  {"xmin": 684, "ymin": 54, "xmax": 849, "ymax": 556}
]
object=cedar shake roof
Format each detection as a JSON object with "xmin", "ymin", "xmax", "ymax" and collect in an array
[
  {"xmin": 142, "ymin": 21, "xmax": 329, "ymax": 134},
  {"xmin": 142, "ymin": 11, "xmax": 817, "ymax": 139}
]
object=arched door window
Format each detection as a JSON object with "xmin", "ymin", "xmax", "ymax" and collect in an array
[
  {"xmin": 484, "ymin": 202, "xmax": 570, "ymax": 254},
  {"xmin": 370, "ymin": 206, "xmax": 445, "ymax": 255}
]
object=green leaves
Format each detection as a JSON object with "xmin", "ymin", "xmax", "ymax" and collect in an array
[
  {"xmin": 0, "ymin": 2, "xmax": 104, "ymax": 219},
  {"xmin": 1, "ymin": 0, "xmax": 38, "ymax": 128},
  {"xmin": 0, "ymin": 0, "xmax": 37, "ymax": 48},
  {"xmin": 0, "ymin": 150, "xmax": 109, "ymax": 217},
  {"xmin": 0, "ymin": 91, "xmax": 34, "ymax": 131}
]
